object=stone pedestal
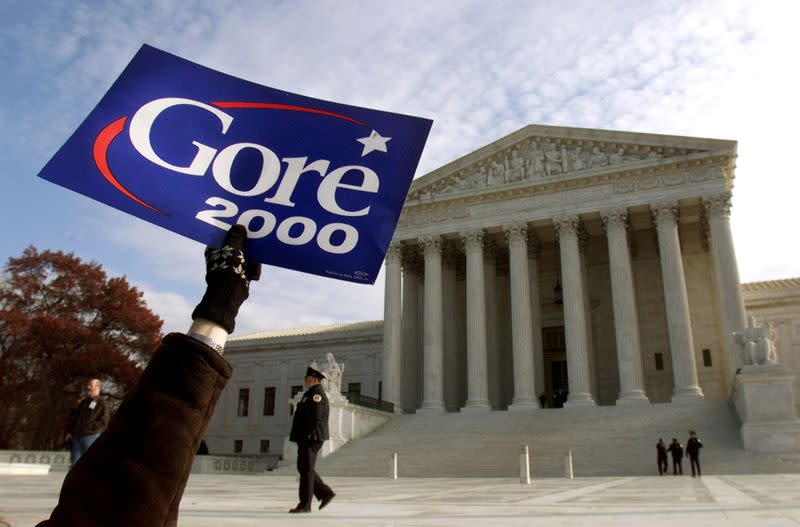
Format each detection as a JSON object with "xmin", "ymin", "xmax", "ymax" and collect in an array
[{"xmin": 730, "ymin": 365, "xmax": 800, "ymax": 453}]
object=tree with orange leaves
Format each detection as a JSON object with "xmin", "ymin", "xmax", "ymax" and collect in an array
[{"xmin": 0, "ymin": 246, "xmax": 162, "ymax": 449}]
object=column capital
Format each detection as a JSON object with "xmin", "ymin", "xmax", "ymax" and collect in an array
[
  {"xmin": 503, "ymin": 222, "xmax": 529, "ymax": 245},
  {"xmin": 600, "ymin": 207, "xmax": 629, "ymax": 232},
  {"xmin": 553, "ymin": 214, "xmax": 581, "ymax": 236},
  {"xmin": 527, "ymin": 234, "xmax": 542, "ymax": 259},
  {"xmin": 385, "ymin": 241, "xmax": 402, "ymax": 261},
  {"xmin": 702, "ymin": 192, "xmax": 732, "ymax": 219},
  {"xmin": 420, "ymin": 235, "xmax": 442, "ymax": 254},
  {"xmin": 459, "ymin": 229, "xmax": 485, "ymax": 251},
  {"xmin": 650, "ymin": 201, "xmax": 680, "ymax": 227}
]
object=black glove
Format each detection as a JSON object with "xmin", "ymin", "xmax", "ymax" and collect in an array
[{"xmin": 191, "ymin": 225, "xmax": 261, "ymax": 333}]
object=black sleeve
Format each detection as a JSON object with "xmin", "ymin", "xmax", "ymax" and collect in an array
[{"xmin": 37, "ymin": 333, "xmax": 232, "ymax": 527}]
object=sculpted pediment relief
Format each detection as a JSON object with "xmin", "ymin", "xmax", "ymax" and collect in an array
[{"xmin": 407, "ymin": 129, "xmax": 733, "ymax": 202}]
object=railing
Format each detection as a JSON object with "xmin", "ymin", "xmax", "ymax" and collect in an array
[
  {"xmin": 191, "ymin": 453, "xmax": 281, "ymax": 474},
  {"xmin": 343, "ymin": 391, "xmax": 394, "ymax": 413}
]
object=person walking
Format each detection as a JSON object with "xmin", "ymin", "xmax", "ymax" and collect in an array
[
  {"xmin": 667, "ymin": 437, "xmax": 683, "ymax": 475},
  {"xmin": 686, "ymin": 430, "xmax": 703, "ymax": 477},
  {"xmin": 288, "ymin": 366, "xmax": 336, "ymax": 513},
  {"xmin": 64, "ymin": 378, "xmax": 110, "ymax": 464},
  {"xmin": 656, "ymin": 438, "xmax": 668, "ymax": 475}
]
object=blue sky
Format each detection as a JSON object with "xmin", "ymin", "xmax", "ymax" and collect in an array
[{"xmin": 1, "ymin": 0, "xmax": 798, "ymax": 336}]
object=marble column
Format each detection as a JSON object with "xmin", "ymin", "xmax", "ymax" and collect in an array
[
  {"xmin": 460, "ymin": 229, "xmax": 491, "ymax": 410},
  {"xmin": 484, "ymin": 241, "xmax": 501, "ymax": 409},
  {"xmin": 651, "ymin": 202, "xmax": 704, "ymax": 401},
  {"xmin": 600, "ymin": 208, "xmax": 649, "ymax": 405},
  {"xmin": 505, "ymin": 223, "xmax": 538, "ymax": 410},
  {"xmin": 401, "ymin": 246, "xmax": 421, "ymax": 412},
  {"xmin": 702, "ymin": 192, "xmax": 747, "ymax": 380},
  {"xmin": 442, "ymin": 242, "xmax": 460, "ymax": 411},
  {"xmin": 382, "ymin": 242, "xmax": 402, "ymax": 412},
  {"xmin": 554, "ymin": 215, "xmax": 596, "ymax": 406},
  {"xmin": 419, "ymin": 235, "xmax": 445, "ymax": 413},
  {"xmin": 528, "ymin": 235, "xmax": 545, "ymax": 401},
  {"xmin": 578, "ymin": 225, "xmax": 598, "ymax": 398}
]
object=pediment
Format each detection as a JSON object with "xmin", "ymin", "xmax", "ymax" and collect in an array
[{"xmin": 407, "ymin": 124, "xmax": 736, "ymax": 202}]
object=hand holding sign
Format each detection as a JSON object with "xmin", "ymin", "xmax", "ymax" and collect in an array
[
  {"xmin": 192, "ymin": 224, "xmax": 260, "ymax": 333},
  {"xmin": 38, "ymin": 45, "xmax": 432, "ymax": 284}
]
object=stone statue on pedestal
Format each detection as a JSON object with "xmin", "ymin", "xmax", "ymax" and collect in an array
[
  {"xmin": 733, "ymin": 316, "xmax": 778, "ymax": 367},
  {"xmin": 320, "ymin": 353, "xmax": 346, "ymax": 403}
]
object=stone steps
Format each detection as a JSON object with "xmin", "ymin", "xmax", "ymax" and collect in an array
[{"xmin": 312, "ymin": 400, "xmax": 797, "ymax": 477}]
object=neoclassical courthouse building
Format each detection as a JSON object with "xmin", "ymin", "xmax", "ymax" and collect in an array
[{"xmin": 206, "ymin": 125, "xmax": 800, "ymax": 456}]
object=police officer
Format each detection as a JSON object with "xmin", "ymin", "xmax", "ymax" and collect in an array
[
  {"xmin": 686, "ymin": 430, "xmax": 703, "ymax": 477},
  {"xmin": 656, "ymin": 438, "xmax": 668, "ymax": 475},
  {"xmin": 289, "ymin": 366, "xmax": 335, "ymax": 513},
  {"xmin": 667, "ymin": 437, "xmax": 684, "ymax": 475}
]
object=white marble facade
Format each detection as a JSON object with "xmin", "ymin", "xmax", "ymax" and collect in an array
[
  {"xmin": 383, "ymin": 124, "xmax": 755, "ymax": 413},
  {"xmin": 204, "ymin": 322, "xmax": 383, "ymax": 455},
  {"xmin": 207, "ymin": 125, "xmax": 800, "ymax": 454}
]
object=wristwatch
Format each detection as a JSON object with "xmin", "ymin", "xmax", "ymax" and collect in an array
[{"xmin": 187, "ymin": 331, "xmax": 225, "ymax": 354}]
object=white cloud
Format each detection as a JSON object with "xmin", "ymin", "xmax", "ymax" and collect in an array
[{"xmin": 4, "ymin": 0, "xmax": 800, "ymax": 338}]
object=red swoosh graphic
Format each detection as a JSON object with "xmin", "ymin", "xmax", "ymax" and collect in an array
[
  {"xmin": 211, "ymin": 101, "xmax": 367, "ymax": 126},
  {"xmin": 93, "ymin": 116, "xmax": 165, "ymax": 215}
]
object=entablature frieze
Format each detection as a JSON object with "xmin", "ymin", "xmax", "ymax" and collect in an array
[
  {"xmin": 395, "ymin": 163, "xmax": 728, "ymax": 240},
  {"xmin": 406, "ymin": 140, "xmax": 733, "ymax": 205}
]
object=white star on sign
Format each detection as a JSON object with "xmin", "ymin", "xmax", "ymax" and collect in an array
[{"xmin": 357, "ymin": 130, "xmax": 391, "ymax": 157}]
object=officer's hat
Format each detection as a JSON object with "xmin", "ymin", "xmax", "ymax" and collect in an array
[{"xmin": 305, "ymin": 366, "xmax": 326, "ymax": 380}]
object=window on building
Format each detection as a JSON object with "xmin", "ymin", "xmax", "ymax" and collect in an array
[
  {"xmin": 263, "ymin": 386, "xmax": 276, "ymax": 416},
  {"xmin": 237, "ymin": 388, "xmax": 249, "ymax": 417},
  {"xmin": 702, "ymin": 348, "xmax": 713, "ymax": 367},
  {"xmin": 347, "ymin": 382, "xmax": 362, "ymax": 395},
  {"xmin": 233, "ymin": 440, "xmax": 243, "ymax": 453},
  {"xmin": 654, "ymin": 353, "xmax": 664, "ymax": 371},
  {"xmin": 291, "ymin": 385, "xmax": 303, "ymax": 398},
  {"xmin": 260, "ymin": 439, "xmax": 270, "ymax": 454}
]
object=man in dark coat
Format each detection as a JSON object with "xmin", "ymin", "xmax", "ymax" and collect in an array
[
  {"xmin": 64, "ymin": 378, "xmax": 110, "ymax": 464},
  {"xmin": 686, "ymin": 430, "xmax": 703, "ymax": 477},
  {"xmin": 667, "ymin": 437, "xmax": 684, "ymax": 475},
  {"xmin": 656, "ymin": 438, "xmax": 668, "ymax": 475},
  {"xmin": 289, "ymin": 366, "xmax": 335, "ymax": 513}
]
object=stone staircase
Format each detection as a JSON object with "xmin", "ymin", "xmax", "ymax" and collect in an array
[{"xmin": 313, "ymin": 400, "xmax": 800, "ymax": 477}]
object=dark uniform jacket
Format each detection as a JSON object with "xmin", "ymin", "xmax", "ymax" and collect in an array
[
  {"xmin": 67, "ymin": 396, "xmax": 110, "ymax": 436},
  {"xmin": 667, "ymin": 442, "xmax": 684, "ymax": 460},
  {"xmin": 686, "ymin": 437, "xmax": 703, "ymax": 457},
  {"xmin": 37, "ymin": 333, "xmax": 232, "ymax": 527},
  {"xmin": 290, "ymin": 383, "xmax": 330, "ymax": 443}
]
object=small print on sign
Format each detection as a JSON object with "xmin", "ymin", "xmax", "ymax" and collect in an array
[{"xmin": 38, "ymin": 44, "xmax": 432, "ymax": 284}]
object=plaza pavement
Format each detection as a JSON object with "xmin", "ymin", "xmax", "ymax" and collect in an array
[{"xmin": 4, "ymin": 472, "xmax": 800, "ymax": 526}]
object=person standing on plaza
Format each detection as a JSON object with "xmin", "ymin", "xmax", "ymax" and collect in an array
[
  {"xmin": 289, "ymin": 366, "xmax": 336, "ymax": 513},
  {"xmin": 667, "ymin": 437, "xmax": 683, "ymax": 475},
  {"xmin": 64, "ymin": 378, "xmax": 109, "ymax": 464},
  {"xmin": 656, "ymin": 438, "xmax": 668, "ymax": 475},
  {"xmin": 686, "ymin": 430, "xmax": 703, "ymax": 477}
]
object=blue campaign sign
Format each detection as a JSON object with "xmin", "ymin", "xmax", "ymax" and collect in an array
[{"xmin": 38, "ymin": 44, "xmax": 432, "ymax": 284}]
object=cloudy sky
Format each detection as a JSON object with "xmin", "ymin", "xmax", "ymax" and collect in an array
[{"xmin": 1, "ymin": 0, "xmax": 798, "ymax": 336}]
